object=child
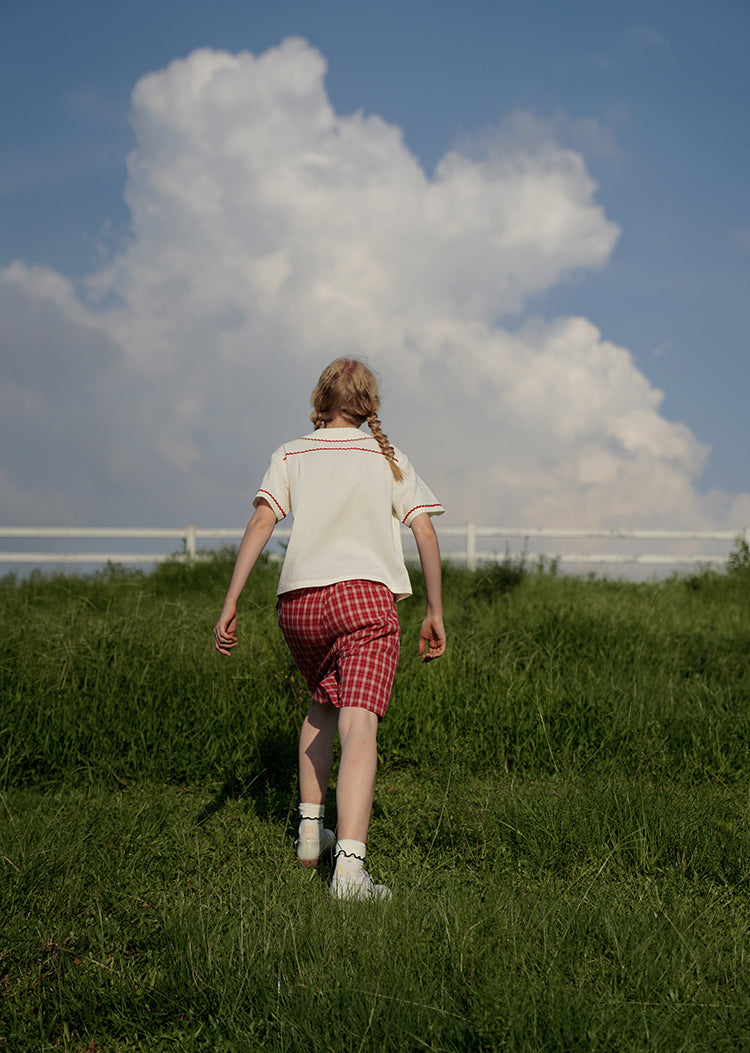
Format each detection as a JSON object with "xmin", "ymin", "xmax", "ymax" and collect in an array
[{"xmin": 214, "ymin": 358, "xmax": 445, "ymax": 900}]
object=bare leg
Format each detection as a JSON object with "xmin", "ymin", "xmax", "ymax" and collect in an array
[
  {"xmin": 298, "ymin": 700, "xmax": 338, "ymax": 805},
  {"xmin": 336, "ymin": 707, "xmax": 378, "ymax": 843}
]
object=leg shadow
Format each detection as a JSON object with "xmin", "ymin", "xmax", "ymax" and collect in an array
[{"xmin": 194, "ymin": 726, "xmax": 299, "ymax": 827}]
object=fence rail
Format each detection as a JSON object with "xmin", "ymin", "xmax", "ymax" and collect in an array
[{"xmin": 0, "ymin": 525, "xmax": 746, "ymax": 574}]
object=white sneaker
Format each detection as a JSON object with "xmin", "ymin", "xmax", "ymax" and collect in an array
[
  {"xmin": 296, "ymin": 827, "xmax": 335, "ymax": 868},
  {"xmin": 330, "ymin": 867, "xmax": 392, "ymax": 901}
]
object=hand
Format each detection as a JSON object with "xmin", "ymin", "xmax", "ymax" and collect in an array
[
  {"xmin": 214, "ymin": 607, "xmax": 238, "ymax": 656},
  {"xmin": 418, "ymin": 614, "xmax": 446, "ymax": 663}
]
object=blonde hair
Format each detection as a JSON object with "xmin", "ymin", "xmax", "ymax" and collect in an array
[{"xmin": 310, "ymin": 358, "xmax": 404, "ymax": 482}]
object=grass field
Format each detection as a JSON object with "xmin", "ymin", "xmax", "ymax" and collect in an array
[{"xmin": 1, "ymin": 550, "xmax": 749, "ymax": 1051}]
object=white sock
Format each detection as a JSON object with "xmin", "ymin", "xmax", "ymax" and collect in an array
[
  {"xmin": 334, "ymin": 838, "xmax": 367, "ymax": 876},
  {"xmin": 298, "ymin": 803, "xmax": 325, "ymax": 840}
]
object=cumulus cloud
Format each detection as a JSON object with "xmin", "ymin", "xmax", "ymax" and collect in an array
[{"xmin": 1, "ymin": 37, "xmax": 746, "ymax": 533}]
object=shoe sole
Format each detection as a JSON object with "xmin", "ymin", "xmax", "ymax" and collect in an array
[{"xmin": 330, "ymin": 887, "xmax": 392, "ymax": 902}]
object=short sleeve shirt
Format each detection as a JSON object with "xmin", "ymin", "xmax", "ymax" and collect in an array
[{"xmin": 254, "ymin": 427, "xmax": 444, "ymax": 599}]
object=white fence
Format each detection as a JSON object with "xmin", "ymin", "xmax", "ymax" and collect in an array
[{"xmin": 0, "ymin": 525, "xmax": 746, "ymax": 575}]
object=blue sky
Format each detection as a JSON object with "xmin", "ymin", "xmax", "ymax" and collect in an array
[{"xmin": 1, "ymin": 0, "xmax": 748, "ymax": 532}]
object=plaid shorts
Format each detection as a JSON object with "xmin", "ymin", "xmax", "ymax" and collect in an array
[{"xmin": 276, "ymin": 579, "xmax": 401, "ymax": 719}]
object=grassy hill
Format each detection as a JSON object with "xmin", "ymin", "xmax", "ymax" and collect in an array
[{"xmin": 2, "ymin": 553, "xmax": 749, "ymax": 1050}]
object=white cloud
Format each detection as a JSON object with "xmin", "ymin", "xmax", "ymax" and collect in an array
[
  {"xmin": 1, "ymin": 38, "xmax": 747, "ymax": 534},
  {"xmin": 459, "ymin": 109, "xmax": 624, "ymax": 165}
]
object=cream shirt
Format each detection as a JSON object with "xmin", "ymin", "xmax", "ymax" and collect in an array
[{"xmin": 254, "ymin": 427, "xmax": 444, "ymax": 600}]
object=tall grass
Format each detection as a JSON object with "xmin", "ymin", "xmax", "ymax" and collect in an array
[
  {"xmin": 2, "ymin": 555, "xmax": 748, "ymax": 787},
  {"xmin": 1, "ymin": 554, "xmax": 749, "ymax": 1050}
]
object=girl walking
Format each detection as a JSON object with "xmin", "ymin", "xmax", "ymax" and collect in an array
[{"xmin": 214, "ymin": 358, "xmax": 445, "ymax": 900}]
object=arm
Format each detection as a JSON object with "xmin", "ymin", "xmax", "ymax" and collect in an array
[
  {"xmin": 410, "ymin": 512, "xmax": 446, "ymax": 663},
  {"xmin": 214, "ymin": 500, "xmax": 278, "ymax": 656}
]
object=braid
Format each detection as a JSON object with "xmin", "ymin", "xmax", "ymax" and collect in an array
[
  {"xmin": 310, "ymin": 360, "xmax": 404, "ymax": 480},
  {"xmin": 367, "ymin": 414, "xmax": 404, "ymax": 482}
]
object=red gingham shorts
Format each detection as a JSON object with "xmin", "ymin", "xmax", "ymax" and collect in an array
[{"xmin": 276, "ymin": 580, "xmax": 401, "ymax": 719}]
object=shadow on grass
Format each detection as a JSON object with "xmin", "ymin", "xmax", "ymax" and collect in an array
[{"xmin": 194, "ymin": 727, "xmax": 299, "ymax": 827}]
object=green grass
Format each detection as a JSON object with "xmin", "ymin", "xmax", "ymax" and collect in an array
[{"xmin": 1, "ymin": 554, "xmax": 750, "ymax": 1051}]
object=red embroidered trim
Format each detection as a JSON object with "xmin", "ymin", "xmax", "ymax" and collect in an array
[
  {"xmin": 257, "ymin": 489, "xmax": 286, "ymax": 518},
  {"xmin": 299, "ymin": 435, "xmax": 377, "ymax": 444},
  {"xmin": 285, "ymin": 446, "xmax": 395, "ymax": 459},
  {"xmin": 402, "ymin": 503, "xmax": 442, "ymax": 524}
]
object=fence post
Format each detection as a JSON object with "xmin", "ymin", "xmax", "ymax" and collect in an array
[
  {"xmin": 466, "ymin": 522, "xmax": 477, "ymax": 573},
  {"xmin": 186, "ymin": 524, "xmax": 197, "ymax": 560}
]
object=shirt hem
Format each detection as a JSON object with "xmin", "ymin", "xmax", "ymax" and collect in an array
[{"xmin": 278, "ymin": 574, "xmax": 412, "ymax": 602}]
